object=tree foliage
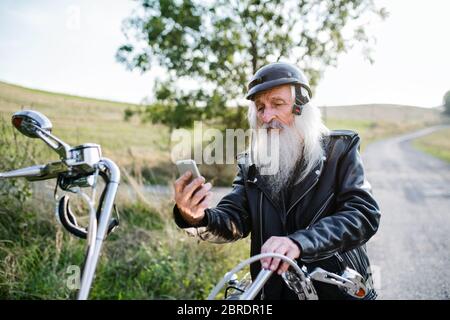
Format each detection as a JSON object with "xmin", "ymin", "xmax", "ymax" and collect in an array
[
  {"xmin": 443, "ymin": 90, "xmax": 450, "ymax": 116},
  {"xmin": 117, "ymin": 0, "xmax": 387, "ymax": 129}
]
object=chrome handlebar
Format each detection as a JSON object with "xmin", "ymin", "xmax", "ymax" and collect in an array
[
  {"xmin": 0, "ymin": 143, "xmax": 102, "ymax": 184},
  {"xmin": 208, "ymin": 253, "xmax": 368, "ymax": 300}
]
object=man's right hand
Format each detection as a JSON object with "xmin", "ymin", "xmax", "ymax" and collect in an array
[{"xmin": 174, "ymin": 171, "xmax": 213, "ymax": 226}]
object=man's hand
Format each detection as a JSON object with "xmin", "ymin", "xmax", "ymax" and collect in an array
[
  {"xmin": 260, "ymin": 236, "xmax": 301, "ymax": 275},
  {"xmin": 174, "ymin": 171, "xmax": 213, "ymax": 226}
]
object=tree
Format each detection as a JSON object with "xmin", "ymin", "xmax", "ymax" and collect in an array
[
  {"xmin": 117, "ymin": 0, "xmax": 387, "ymax": 129},
  {"xmin": 443, "ymin": 90, "xmax": 450, "ymax": 116}
]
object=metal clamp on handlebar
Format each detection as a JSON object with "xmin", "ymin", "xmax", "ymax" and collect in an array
[{"xmin": 282, "ymin": 267, "xmax": 318, "ymax": 300}]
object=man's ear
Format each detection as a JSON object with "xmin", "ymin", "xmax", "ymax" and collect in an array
[{"xmin": 292, "ymin": 85, "xmax": 310, "ymax": 115}]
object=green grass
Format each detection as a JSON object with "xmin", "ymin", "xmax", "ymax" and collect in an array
[
  {"xmin": 412, "ymin": 127, "xmax": 450, "ymax": 163},
  {"xmin": 0, "ymin": 191, "xmax": 250, "ymax": 300}
]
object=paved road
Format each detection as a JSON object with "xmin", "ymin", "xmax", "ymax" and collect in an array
[{"xmin": 363, "ymin": 125, "xmax": 450, "ymax": 299}]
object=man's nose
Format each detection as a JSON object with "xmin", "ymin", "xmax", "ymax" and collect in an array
[{"xmin": 261, "ymin": 107, "xmax": 276, "ymax": 123}]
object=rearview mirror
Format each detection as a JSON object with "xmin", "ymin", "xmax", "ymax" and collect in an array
[{"xmin": 11, "ymin": 110, "xmax": 53, "ymax": 138}]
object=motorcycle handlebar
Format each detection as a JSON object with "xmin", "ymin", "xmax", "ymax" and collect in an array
[
  {"xmin": 207, "ymin": 253, "xmax": 304, "ymax": 300},
  {"xmin": 0, "ymin": 164, "xmax": 46, "ymax": 179}
]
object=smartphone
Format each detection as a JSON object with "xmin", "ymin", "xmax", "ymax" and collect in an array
[{"xmin": 176, "ymin": 159, "xmax": 201, "ymax": 182}]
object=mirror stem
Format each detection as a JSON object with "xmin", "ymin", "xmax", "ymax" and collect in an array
[{"xmin": 35, "ymin": 126, "xmax": 71, "ymax": 160}]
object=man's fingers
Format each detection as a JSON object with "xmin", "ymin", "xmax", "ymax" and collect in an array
[
  {"xmin": 174, "ymin": 171, "xmax": 192, "ymax": 194},
  {"xmin": 261, "ymin": 238, "xmax": 280, "ymax": 269},
  {"xmin": 183, "ymin": 176, "xmax": 206, "ymax": 200},
  {"xmin": 276, "ymin": 247, "xmax": 296, "ymax": 274},
  {"xmin": 260, "ymin": 240, "xmax": 271, "ymax": 269},
  {"xmin": 197, "ymin": 192, "xmax": 213, "ymax": 210},
  {"xmin": 191, "ymin": 182, "xmax": 212, "ymax": 205},
  {"xmin": 269, "ymin": 245, "xmax": 288, "ymax": 271}
]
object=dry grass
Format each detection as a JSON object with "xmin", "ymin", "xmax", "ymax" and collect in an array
[{"xmin": 412, "ymin": 127, "xmax": 450, "ymax": 163}]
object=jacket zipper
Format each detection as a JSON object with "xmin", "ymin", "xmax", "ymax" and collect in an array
[
  {"xmin": 286, "ymin": 178, "xmax": 319, "ymax": 217},
  {"xmin": 286, "ymin": 156, "xmax": 326, "ymax": 217},
  {"xmin": 346, "ymin": 249, "xmax": 360, "ymax": 271},
  {"xmin": 300, "ymin": 192, "xmax": 341, "ymax": 263},
  {"xmin": 259, "ymin": 192, "xmax": 263, "ymax": 246},
  {"xmin": 301, "ymin": 191, "xmax": 361, "ymax": 270},
  {"xmin": 306, "ymin": 192, "xmax": 334, "ymax": 230}
]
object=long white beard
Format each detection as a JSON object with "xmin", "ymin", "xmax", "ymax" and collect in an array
[
  {"xmin": 252, "ymin": 121, "xmax": 304, "ymax": 197},
  {"xmin": 249, "ymin": 103, "xmax": 329, "ymax": 197}
]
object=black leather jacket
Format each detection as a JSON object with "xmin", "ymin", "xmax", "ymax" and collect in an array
[{"xmin": 174, "ymin": 130, "xmax": 381, "ymax": 299}]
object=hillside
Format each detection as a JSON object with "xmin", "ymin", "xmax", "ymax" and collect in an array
[
  {"xmin": 0, "ymin": 80, "xmax": 442, "ymax": 185},
  {"xmin": 0, "ymin": 81, "xmax": 170, "ymax": 170}
]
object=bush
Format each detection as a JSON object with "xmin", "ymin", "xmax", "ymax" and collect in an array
[{"xmin": 0, "ymin": 117, "xmax": 39, "ymax": 204}]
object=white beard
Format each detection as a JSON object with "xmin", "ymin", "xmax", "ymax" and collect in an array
[
  {"xmin": 252, "ymin": 121, "xmax": 304, "ymax": 197},
  {"xmin": 249, "ymin": 103, "xmax": 329, "ymax": 198}
]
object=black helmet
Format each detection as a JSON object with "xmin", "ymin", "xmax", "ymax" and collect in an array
[{"xmin": 246, "ymin": 62, "xmax": 312, "ymax": 101}]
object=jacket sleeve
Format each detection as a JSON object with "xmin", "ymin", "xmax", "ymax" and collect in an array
[
  {"xmin": 288, "ymin": 134, "xmax": 381, "ymax": 261},
  {"xmin": 173, "ymin": 165, "xmax": 251, "ymax": 243}
]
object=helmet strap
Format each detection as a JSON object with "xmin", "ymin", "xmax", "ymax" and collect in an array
[{"xmin": 291, "ymin": 85, "xmax": 310, "ymax": 116}]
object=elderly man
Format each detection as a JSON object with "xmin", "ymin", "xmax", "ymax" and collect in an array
[{"xmin": 173, "ymin": 62, "xmax": 381, "ymax": 300}]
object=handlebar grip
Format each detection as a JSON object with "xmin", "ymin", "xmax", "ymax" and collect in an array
[
  {"xmin": 0, "ymin": 165, "xmax": 45, "ymax": 179},
  {"xmin": 0, "ymin": 161, "xmax": 68, "ymax": 181}
]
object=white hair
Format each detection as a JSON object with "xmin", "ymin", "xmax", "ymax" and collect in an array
[{"xmin": 248, "ymin": 91, "xmax": 329, "ymax": 190}]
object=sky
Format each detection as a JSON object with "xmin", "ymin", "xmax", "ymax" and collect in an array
[{"xmin": 0, "ymin": 0, "xmax": 449, "ymax": 108}]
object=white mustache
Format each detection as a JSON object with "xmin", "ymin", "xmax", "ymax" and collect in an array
[{"xmin": 261, "ymin": 120, "xmax": 285, "ymax": 130}]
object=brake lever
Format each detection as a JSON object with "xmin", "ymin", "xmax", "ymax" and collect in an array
[{"xmin": 309, "ymin": 267, "xmax": 367, "ymax": 298}]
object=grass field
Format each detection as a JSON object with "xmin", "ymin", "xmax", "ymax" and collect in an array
[{"xmin": 412, "ymin": 127, "xmax": 450, "ymax": 163}]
